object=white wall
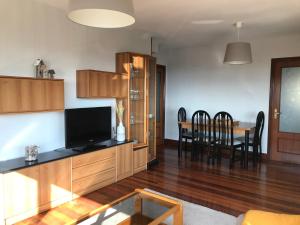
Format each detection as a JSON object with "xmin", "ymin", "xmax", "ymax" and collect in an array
[
  {"xmin": 0, "ymin": 0, "xmax": 150, "ymax": 160},
  {"xmin": 164, "ymin": 33, "xmax": 300, "ymax": 153}
]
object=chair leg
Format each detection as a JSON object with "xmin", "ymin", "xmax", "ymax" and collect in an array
[
  {"xmin": 217, "ymin": 147, "xmax": 222, "ymax": 164},
  {"xmin": 200, "ymin": 145, "xmax": 204, "ymax": 161},
  {"xmin": 207, "ymin": 144, "xmax": 211, "ymax": 164},
  {"xmin": 240, "ymin": 145, "xmax": 245, "ymax": 168},
  {"xmin": 191, "ymin": 141, "xmax": 195, "ymax": 161},
  {"xmin": 195, "ymin": 143, "xmax": 200, "ymax": 161},
  {"xmin": 212, "ymin": 145, "xmax": 216, "ymax": 165},
  {"xmin": 253, "ymin": 146, "xmax": 258, "ymax": 167},
  {"xmin": 259, "ymin": 144, "xmax": 262, "ymax": 162},
  {"xmin": 177, "ymin": 135, "xmax": 181, "ymax": 158},
  {"xmin": 230, "ymin": 147, "xmax": 235, "ymax": 169},
  {"xmin": 185, "ymin": 138, "xmax": 188, "ymax": 153}
]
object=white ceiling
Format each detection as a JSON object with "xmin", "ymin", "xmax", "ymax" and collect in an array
[{"xmin": 39, "ymin": 0, "xmax": 300, "ymax": 48}]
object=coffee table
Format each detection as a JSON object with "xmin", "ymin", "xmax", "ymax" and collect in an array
[{"xmin": 78, "ymin": 189, "xmax": 183, "ymax": 225}]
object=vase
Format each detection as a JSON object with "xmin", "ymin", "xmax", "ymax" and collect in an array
[{"xmin": 117, "ymin": 122, "xmax": 125, "ymax": 142}]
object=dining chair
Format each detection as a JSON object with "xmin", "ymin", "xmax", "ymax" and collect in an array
[
  {"xmin": 177, "ymin": 107, "xmax": 192, "ymax": 157},
  {"xmin": 236, "ymin": 111, "xmax": 265, "ymax": 166},
  {"xmin": 213, "ymin": 111, "xmax": 244, "ymax": 168},
  {"xmin": 191, "ymin": 110, "xmax": 212, "ymax": 162}
]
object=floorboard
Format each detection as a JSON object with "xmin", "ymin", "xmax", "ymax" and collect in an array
[{"xmin": 17, "ymin": 144, "xmax": 300, "ymax": 224}]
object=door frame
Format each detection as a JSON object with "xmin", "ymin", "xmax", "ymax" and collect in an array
[
  {"xmin": 268, "ymin": 56, "xmax": 300, "ymax": 161},
  {"xmin": 156, "ymin": 64, "xmax": 166, "ymax": 145}
]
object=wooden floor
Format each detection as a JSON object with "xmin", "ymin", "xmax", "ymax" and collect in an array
[{"xmin": 18, "ymin": 144, "xmax": 300, "ymax": 224}]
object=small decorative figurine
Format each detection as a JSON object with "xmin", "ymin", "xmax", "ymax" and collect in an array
[
  {"xmin": 116, "ymin": 100, "xmax": 125, "ymax": 142},
  {"xmin": 34, "ymin": 59, "xmax": 47, "ymax": 78},
  {"xmin": 33, "ymin": 59, "xmax": 56, "ymax": 79},
  {"xmin": 47, "ymin": 69, "xmax": 56, "ymax": 79}
]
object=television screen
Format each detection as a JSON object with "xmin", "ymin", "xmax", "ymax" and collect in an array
[{"xmin": 65, "ymin": 107, "xmax": 112, "ymax": 148}]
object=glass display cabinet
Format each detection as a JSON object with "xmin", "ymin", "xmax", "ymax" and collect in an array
[{"xmin": 116, "ymin": 52, "xmax": 156, "ymax": 163}]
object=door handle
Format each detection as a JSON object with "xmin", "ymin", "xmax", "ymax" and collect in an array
[{"xmin": 274, "ymin": 108, "xmax": 281, "ymax": 119}]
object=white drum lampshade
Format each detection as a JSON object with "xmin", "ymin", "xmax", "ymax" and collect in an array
[
  {"xmin": 223, "ymin": 42, "xmax": 252, "ymax": 65},
  {"xmin": 68, "ymin": 0, "xmax": 135, "ymax": 28}
]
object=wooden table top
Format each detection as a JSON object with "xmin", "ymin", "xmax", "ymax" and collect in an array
[{"xmin": 179, "ymin": 121, "xmax": 256, "ymax": 135}]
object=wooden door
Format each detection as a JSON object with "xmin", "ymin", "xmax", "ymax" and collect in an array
[
  {"xmin": 45, "ymin": 80, "xmax": 64, "ymax": 110},
  {"xmin": 147, "ymin": 56, "xmax": 157, "ymax": 162},
  {"xmin": 133, "ymin": 147, "xmax": 147, "ymax": 174},
  {"xmin": 116, "ymin": 143, "xmax": 133, "ymax": 181},
  {"xmin": 39, "ymin": 159, "xmax": 72, "ymax": 209},
  {"xmin": 0, "ymin": 78, "xmax": 21, "ymax": 113},
  {"xmin": 31, "ymin": 79, "xmax": 46, "ymax": 111},
  {"xmin": 269, "ymin": 57, "xmax": 300, "ymax": 164},
  {"xmin": 156, "ymin": 65, "xmax": 166, "ymax": 146}
]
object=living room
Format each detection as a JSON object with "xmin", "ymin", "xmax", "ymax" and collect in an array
[{"xmin": 0, "ymin": 0, "xmax": 300, "ymax": 225}]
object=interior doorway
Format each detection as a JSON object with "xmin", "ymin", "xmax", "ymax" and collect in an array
[
  {"xmin": 156, "ymin": 64, "xmax": 166, "ymax": 146},
  {"xmin": 268, "ymin": 57, "xmax": 300, "ymax": 164}
]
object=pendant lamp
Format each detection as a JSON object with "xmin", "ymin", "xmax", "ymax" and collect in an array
[
  {"xmin": 224, "ymin": 22, "xmax": 252, "ymax": 65},
  {"xmin": 68, "ymin": 0, "xmax": 135, "ymax": 28}
]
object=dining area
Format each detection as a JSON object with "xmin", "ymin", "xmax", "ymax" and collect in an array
[{"xmin": 177, "ymin": 108, "xmax": 265, "ymax": 169}]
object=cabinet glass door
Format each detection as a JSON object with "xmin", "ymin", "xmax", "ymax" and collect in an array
[{"xmin": 130, "ymin": 56, "xmax": 146, "ymax": 148}]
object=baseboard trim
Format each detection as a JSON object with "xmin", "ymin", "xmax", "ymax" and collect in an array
[
  {"xmin": 164, "ymin": 139, "xmax": 178, "ymax": 146},
  {"xmin": 164, "ymin": 139, "xmax": 269, "ymax": 160}
]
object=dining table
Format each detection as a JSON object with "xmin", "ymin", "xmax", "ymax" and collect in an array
[{"xmin": 178, "ymin": 120, "xmax": 256, "ymax": 168}]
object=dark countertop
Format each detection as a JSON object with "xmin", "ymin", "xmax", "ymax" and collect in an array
[{"xmin": 0, "ymin": 139, "xmax": 132, "ymax": 174}]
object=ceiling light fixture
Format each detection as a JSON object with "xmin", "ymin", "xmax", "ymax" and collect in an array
[
  {"xmin": 223, "ymin": 21, "xmax": 252, "ymax": 65},
  {"xmin": 68, "ymin": 0, "xmax": 135, "ymax": 28}
]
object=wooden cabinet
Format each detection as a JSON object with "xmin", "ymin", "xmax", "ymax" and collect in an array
[
  {"xmin": 72, "ymin": 147, "xmax": 117, "ymax": 198},
  {"xmin": 0, "ymin": 76, "xmax": 64, "ymax": 114},
  {"xmin": 2, "ymin": 159, "xmax": 71, "ymax": 224},
  {"xmin": 3, "ymin": 166, "xmax": 40, "ymax": 223},
  {"xmin": 39, "ymin": 159, "xmax": 72, "ymax": 210},
  {"xmin": 0, "ymin": 77, "xmax": 21, "ymax": 113},
  {"xmin": 116, "ymin": 143, "xmax": 133, "ymax": 181},
  {"xmin": 45, "ymin": 80, "xmax": 64, "ymax": 110},
  {"xmin": 116, "ymin": 52, "xmax": 157, "ymax": 163},
  {"xmin": 133, "ymin": 147, "xmax": 148, "ymax": 174},
  {"xmin": 0, "ymin": 143, "xmax": 133, "ymax": 224},
  {"xmin": 76, "ymin": 70, "xmax": 128, "ymax": 98}
]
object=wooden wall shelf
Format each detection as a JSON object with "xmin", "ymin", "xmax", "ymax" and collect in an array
[
  {"xmin": 76, "ymin": 70, "xmax": 128, "ymax": 99},
  {"xmin": 0, "ymin": 75, "xmax": 64, "ymax": 114}
]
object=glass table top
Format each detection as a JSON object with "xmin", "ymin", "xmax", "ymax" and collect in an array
[{"xmin": 78, "ymin": 190, "xmax": 179, "ymax": 225}]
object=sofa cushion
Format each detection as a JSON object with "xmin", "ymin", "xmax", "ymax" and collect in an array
[{"xmin": 242, "ymin": 210, "xmax": 300, "ymax": 225}]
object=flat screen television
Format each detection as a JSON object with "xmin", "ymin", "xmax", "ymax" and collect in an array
[{"xmin": 65, "ymin": 107, "xmax": 112, "ymax": 149}]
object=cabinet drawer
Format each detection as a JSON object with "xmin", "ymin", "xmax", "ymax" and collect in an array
[
  {"xmin": 72, "ymin": 147, "xmax": 116, "ymax": 168},
  {"xmin": 72, "ymin": 168, "xmax": 116, "ymax": 196},
  {"xmin": 72, "ymin": 157, "xmax": 115, "ymax": 181}
]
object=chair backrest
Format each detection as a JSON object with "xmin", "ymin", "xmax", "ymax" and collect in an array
[
  {"xmin": 213, "ymin": 111, "xmax": 234, "ymax": 146},
  {"xmin": 253, "ymin": 111, "xmax": 265, "ymax": 147},
  {"xmin": 192, "ymin": 110, "xmax": 211, "ymax": 143},
  {"xmin": 178, "ymin": 107, "xmax": 187, "ymax": 123}
]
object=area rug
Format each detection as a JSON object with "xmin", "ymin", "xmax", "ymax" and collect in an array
[
  {"xmin": 145, "ymin": 189, "xmax": 237, "ymax": 225},
  {"xmin": 79, "ymin": 189, "xmax": 237, "ymax": 225}
]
